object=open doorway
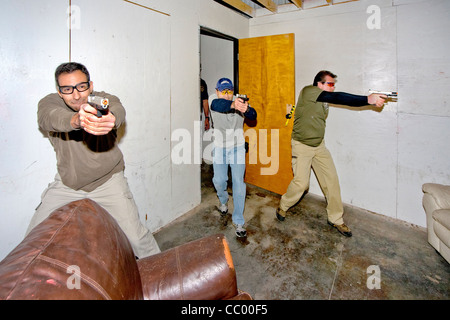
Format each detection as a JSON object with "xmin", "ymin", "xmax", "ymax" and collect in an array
[
  {"xmin": 199, "ymin": 27, "xmax": 239, "ymax": 196},
  {"xmin": 199, "ymin": 27, "xmax": 239, "ymax": 166},
  {"xmin": 200, "ymin": 27, "xmax": 239, "ymax": 93}
]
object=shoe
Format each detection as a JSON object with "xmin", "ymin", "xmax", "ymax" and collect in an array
[
  {"xmin": 276, "ymin": 207, "xmax": 286, "ymax": 221},
  {"xmin": 327, "ymin": 220, "xmax": 352, "ymax": 237},
  {"xmin": 233, "ymin": 223, "xmax": 247, "ymax": 238},
  {"xmin": 218, "ymin": 203, "xmax": 228, "ymax": 216}
]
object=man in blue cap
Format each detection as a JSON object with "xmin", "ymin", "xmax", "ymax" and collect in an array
[{"xmin": 209, "ymin": 78, "xmax": 257, "ymax": 237}]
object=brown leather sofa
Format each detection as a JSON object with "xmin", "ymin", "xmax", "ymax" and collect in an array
[{"xmin": 0, "ymin": 199, "xmax": 251, "ymax": 300}]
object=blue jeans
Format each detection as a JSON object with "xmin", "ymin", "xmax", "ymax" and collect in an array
[{"xmin": 212, "ymin": 145, "xmax": 246, "ymax": 226}]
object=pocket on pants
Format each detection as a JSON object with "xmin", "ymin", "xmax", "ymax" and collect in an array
[
  {"xmin": 291, "ymin": 156, "xmax": 298, "ymax": 176},
  {"xmin": 35, "ymin": 178, "xmax": 61, "ymax": 210}
]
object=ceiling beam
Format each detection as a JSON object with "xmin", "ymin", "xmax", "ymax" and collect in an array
[
  {"xmin": 303, "ymin": 0, "xmax": 332, "ymax": 9},
  {"xmin": 289, "ymin": 0, "xmax": 303, "ymax": 8},
  {"xmin": 222, "ymin": 0, "xmax": 255, "ymax": 17},
  {"xmin": 255, "ymin": 0, "xmax": 278, "ymax": 13}
]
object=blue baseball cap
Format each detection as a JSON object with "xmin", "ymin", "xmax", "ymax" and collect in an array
[{"xmin": 216, "ymin": 78, "xmax": 234, "ymax": 91}]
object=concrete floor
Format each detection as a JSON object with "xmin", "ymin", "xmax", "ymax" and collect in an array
[{"xmin": 154, "ymin": 164, "xmax": 450, "ymax": 300}]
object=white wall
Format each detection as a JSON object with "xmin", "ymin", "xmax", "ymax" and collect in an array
[
  {"xmin": 0, "ymin": 0, "xmax": 249, "ymax": 261},
  {"xmin": 249, "ymin": 0, "xmax": 450, "ymax": 227},
  {"xmin": 0, "ymin": 0, "xmax": 68, "ymax": 259}
]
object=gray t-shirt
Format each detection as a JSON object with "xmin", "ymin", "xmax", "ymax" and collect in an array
[{"xmin": 209, "ymin": 94, "xmax": 245, "ymax": 148}]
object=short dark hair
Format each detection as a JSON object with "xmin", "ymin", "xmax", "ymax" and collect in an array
[
  {"xmin": 54, "ymin": 62, "xmax": 90, "ymax": 86},
  {"xmin": 313, "ymin": 70, "xmax": 337, "ymax": 86}
]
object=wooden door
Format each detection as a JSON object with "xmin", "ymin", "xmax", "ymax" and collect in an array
[{"xmin": 239, "ymin": 33, "xmax": 295, "ymax": 195}]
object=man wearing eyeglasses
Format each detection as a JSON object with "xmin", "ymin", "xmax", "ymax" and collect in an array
[
  {"xmin": 26, "ymin": 62, "xmax": 160, "ymax": 258},
  {"xmin": 276, "ymin": 70, "xmax": 386, "ymax": 237},
  {"xmin": 209, "ymin": 78, "xmax": 257, "ymax": 238}
]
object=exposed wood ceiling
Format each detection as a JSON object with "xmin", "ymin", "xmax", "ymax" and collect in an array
[{"xmin": 214, "ymin": 0, "xmax": 360, "ymax": 18}]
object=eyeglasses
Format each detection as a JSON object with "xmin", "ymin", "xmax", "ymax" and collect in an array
[
  {"xmin": 58, "ymin": 82, "xmax": 90, "ymax": 94},
  {"xmin": 220, "ymin": 89, "xmax": 233, "ymax": 95},
  {"xmin": 322, "ymin": 82, "xmax": 335, "ymax": 87}
]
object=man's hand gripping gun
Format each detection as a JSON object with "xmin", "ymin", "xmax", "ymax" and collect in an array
[{"xmin": 88, "ymin": 94, "xmax": 109, "ymax": 117}]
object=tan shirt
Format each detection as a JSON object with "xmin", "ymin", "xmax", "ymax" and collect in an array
[{"xmin": 38, "ymin": 91, "xmax": 126, "ymax": 192}]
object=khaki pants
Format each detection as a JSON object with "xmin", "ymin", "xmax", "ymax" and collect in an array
[
  {"xmin": 26, "ymin": 171, "xmax": 160, "ymax": 258},
  {"xmin": 280, "ymin": 140, "xmax": 344, "ymax": 225}
]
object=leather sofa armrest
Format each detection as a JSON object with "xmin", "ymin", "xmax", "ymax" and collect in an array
[
  {"xmin": 137, "ymin": 234, "xmax": 239, "ymax": 300},
  {"xmin": 423, "ymin": 183, "xmax": 450, "ymax": 209}
]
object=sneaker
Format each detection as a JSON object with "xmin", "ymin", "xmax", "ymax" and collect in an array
[
  {"xmin": 218, "ymin": 203, "xmax": 228, "ymax": 216},
  {"xmin": 276, "ymin": 207, "xmax": 286, "ymax": 221},
  {"xmin": 327, "ymin": 220, "xmax": 352, "ymax": 237},
  {"xmin": 233, "ymin": 223, "xmax": 247, "ymax": 238}
]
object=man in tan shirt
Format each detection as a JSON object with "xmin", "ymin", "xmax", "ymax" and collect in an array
[{"xmin": 27, "ymin": 62, "xmax": 160, "ymax": 258}]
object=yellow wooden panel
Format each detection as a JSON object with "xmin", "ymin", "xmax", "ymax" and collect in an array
[{"xmin": 239, "ymin": 34, "xmax": 295, "ymax": 195}]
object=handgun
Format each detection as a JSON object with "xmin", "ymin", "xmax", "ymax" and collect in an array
[
  {"xmin": 88, "ymin": 94, "xmax": 109, "ymax": 117},
  {"xmin": 369, "ymin": 90, "xmax": 398, "ymax": 98},
  {"xmin": 236, "ymin": 94, "xmax": 249, "ymax": 102}
]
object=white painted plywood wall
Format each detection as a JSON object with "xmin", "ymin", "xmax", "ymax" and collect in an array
[
  {"xmin": 0, "ymin": 0, "xmax": 67, "ymax": 258},
  {"xmin": 396, "ymin": 0, "xmax": 450, "ymax": 224}
]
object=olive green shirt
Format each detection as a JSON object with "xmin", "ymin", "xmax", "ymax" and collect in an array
[
  {"xmin": 291, "ymin": 85, "xmax": 329, "ymax": 147},
  {"xmin": 37, "ymin": 91, "xmax": 126, "ymax": 192}
]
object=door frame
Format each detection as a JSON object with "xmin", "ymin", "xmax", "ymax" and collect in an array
[{"xmin": 200, "ymin": 26, "xmax": 240, "ymax": 92}]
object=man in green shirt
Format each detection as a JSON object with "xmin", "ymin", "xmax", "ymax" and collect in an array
[{"xmin": 276, "ymin": 70, "xmax": 386, "ymax": 237}]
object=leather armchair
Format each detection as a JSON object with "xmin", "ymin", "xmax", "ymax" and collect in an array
[
  {"xmin": 422, "ymin": 183, "xmax": 450, "ymax": 264},
  {"xmin": 0, "ymin": 199, "xmax": 252, "ymax": 300}
]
